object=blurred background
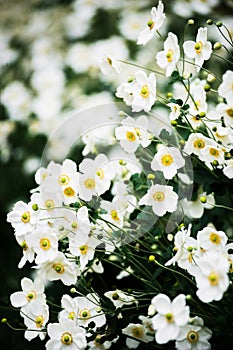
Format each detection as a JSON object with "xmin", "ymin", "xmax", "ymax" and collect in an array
[{"xmin": 0, "ymin": 0, "xmax": 232, "ymax": 348}]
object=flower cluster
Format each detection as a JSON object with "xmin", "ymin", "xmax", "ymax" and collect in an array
[{"xmin": 3, "ymin": 1, "xmax": 233, "ymax": 350}]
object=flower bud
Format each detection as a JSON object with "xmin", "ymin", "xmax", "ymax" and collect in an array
[
  {"xmin": 204, "ymin": 84, "xmax": 211, "ymax": 92},
  {"xmin": 171, "ymin": 120, "xmax": 178, "ymax": 126},
  {"xmin": 1, "ymin": 318, "xmax": 7, "ymax": 324},
  {"xmin": 147, "ymin": 173, "xmax": 155, "ymax": 180},
  {"xmin": 187, "ymin": 19, "xmax": 194, "ymax": 25},
  {"xmin": 214, "ymin": 42, "xmax": 222, "ymax": 50},
  {"xmin": 200, "ymin": 196, "xmax": 207, "ymax": 203},
  {"xmin": 149, "ymin": 255, "xmax": 155, "ymax": 262},
  {"xmin": 216, "ymin": 21, "xmax": 222, "ymax": 27},
  {"xmin": 206, "ymin": 19, "xmax": 213, "ymax": 25}
]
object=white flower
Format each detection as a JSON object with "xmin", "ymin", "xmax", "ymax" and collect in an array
[
  {"xmin": 151, "ymin": 146, "xmax": 185, "ymax": 180},
  {"xmin": 75, "ymin": 293, "xmax": 106, "ymax": 329},
  {"xmin": 69, "ymin": 234, "xmax": 99, "ymax": 270},
  {"xmin": 156, "ymin": 32, "xmax": 180, "ymax": 77},
  {"xmin": 115, "ymin": 115, "xmax": 151, "ymax": 153},
  {"xmin": 59, "ymin": 294, "xmax": 80, "ymax": 324},
  {"xmin": 10, "ymin": 277, "xmax": 45, "ymax": 310},
  {"xmin": 65, "ymin": 206, "xmax": 91, "ymax": 238},
  {"xmin": 167, "ymin": 102, "xmax": 181, "ymax": 120},
  {"xmin": 223, "ymin": 159, "xmax": 233, "ymax": 179},
  {"xmin": 46, "ymin": 319, "xmax": 87, "ymax": 350},
  {"xmin": 197, "ymin": 227, "xmax": 227, "ymax": 252},
  {"xmin": 199, "ymin": 144, "xmax": 225, "ymax": 168},
  {"xmin": 115, "ymin": 79, "xmax": 135, "ymax": 107},
  {"xmin": 22, "ymin": 301, "xmax": 49, "ymax": 341},
  {"xmin": 182, "ymin": 190, "xmax": 215, "ymax": 219},
  {"xmin": 31, "ymin": 67, "xmax": 65, "ymax": 97},
  {"xmin": 130, "ymin": 70, "xmax": 157, "ymax": 112},
  {"xmin": 151, "ymin": 293, "xmax": 190, "ymax": 344},
  {"xmin": 15, "ymin": 234, "xmax": 35, "ymax": 268},
  {"xmin": 137, "ymin": 1, "xmax": 166, "ymax": 45},
  {"xmin": 195, "ymin": 251, "xmax": 230, "ymax": 303},
  {"xmin": 183, "ymin": 27, "xmax": 212, "ymax": 72},
  {"xmin": 37, "ymin": 252, "xmax": 79, "ymax": 286},
  {"xmin": 104, "ymin": 290, "xmax": 136, "ymax": 309},
  {"xmin": 139, "ymin": 184, "xmax": 178, "ymax": 216},
  {"xmin": 122, "ymin": 323, "xmax": 153, "ymax": 349},
  {"xmin": 66, "ymin": 43, "xmax": 95, "ymax": 73},
  {"xmin": 216, "ymin": 102, "xmax": 233, "ymax": 127},
  {"xmin": 184, "ymin": 133, "xmax": 214, "ymax": 156},
  {"xmin": 175, "ymin": 316, "xmax": 212, "ymax": 350},
  {"xmin": 7, "ymin": 200, "xmax": 38, "ymax": 236},
  {"xmin": 100, "ymin": 55, "xmax": 121, "ymax": 75},
  {"xmin": 118, "ymin": 11, "xmax": 149, "ymax": 42},
  {"xmin": 27, "ymin": 226, "xmax": 59, "ymax": 264},
  {"xmin": 218, "ymin": 70, "xmax": 233, "ymax": 105},
  {"xmin": 100, "ymin": 199, "xmax": 125, "ymax": 228}
]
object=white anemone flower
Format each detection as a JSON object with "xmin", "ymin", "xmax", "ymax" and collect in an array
[
  {"xmin": 99, "ymin": 55, "xmax": 121, "ymax": 75},
  {"xmin": 69, "ymin": 234, "xmax": 99, "ymax": 270},
  {"xmin": 151, "ymin": 293, "xmax": 190, "ymax": 344},
  {"xmin": 115, "ymin": 115, "xmax": 151, "ymax": 153},
  {"xmin": 183, "ymin": 27, "xmax": 212, "ymax": 72},
  {"xmin": 195, "ymin": 251, "xmax": 230, "ymax": 303},
  {"xmin": 218, "ymin": 70, "xmax": 233, "ymax": 105},
  {"xmin": 151, "ymin": 146, "xmax": 185, "ymax": 180},
  {"xmin": 137, "ymin": 1, "xmax": 166, "ymax": 45},
  {"xmin": 104, "ymin": 290, "xmax": 136, "ymax": 309},
  {"xmin": 183, "ymin": 132, "xmax": 215, "ymax": 156},
  {"xmin": 22, "ymin": 301, "xmax": 49, "ymax": 341},
  {"xmin": 156, "ymin": 32, "xmax": 180, "ymax": 77},
  {"xmin": 122, "ymin": 323, "xmax": 153, "ymax": 349},
  {"xmin": 46, "ymin": 319, "xmax": 87, "ymax": 350},
  {"xmin": 197, "ymin": 226, "xmax": 228, "ymax": 252},
  {"xmin": 175, "ymin": 316, "xmax": 212, "ymax": 350},
  {"xmin": 223, "ymin": 159, "xmax": 233, "ymax": 179},
  {"xmin": 139, "ymin": 184, "xmax": 178, "ymax": 216},
  {"xmin": 10, "ymin": 277, "xmax": 45, "ymax": 310}
]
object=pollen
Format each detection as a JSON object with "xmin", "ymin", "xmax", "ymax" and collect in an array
[
  {"xmin": 147, "ymin": 19, "xmax": 155, "ymax": 30},
  {"xmin": 111, "ymin": 210, "xmax": 120, "ymax": 221},
  {"xmin": 52, "ymin": 263, "xmax": 65, "ymax": 274},
  {"xmin": 195, "ymin": 41, "xmax": 203, "ymax": 54},
  {"xmin": 64, "ymin": 187, "xmax": 75, "ymax": 197},
  {"xmin": 79, "ymin": 308, "xmax": 90, "ymax": 320},
  {"xmin": 161, "ymin": 154, "xmax": 173, "ymax": 166},
  {"xmin": 79, "ymin": 245, "xmax": 88, "ymax": 255},
  {"xmin": 132, "ymin": 326, "xmax": 144, "ymax": 339},
  {"xmin": 208, "ymin": 272, "xmax": 219, "ymax": 286},
  {"xmin": 96, "ymin": 168, "xmax": 104, "ymax": 179},
  {"xmin": 35, "ymin": 315, "xmax": 44, "ymax": 328},
  {"xmin": 209, "ymin": 148, "xmax": 220, "ymax": 157},
  {"xmin": 21, "ymin": 211, "xmax": 30, "ymax": 223},
  {"xmin": 39, "ymin": 238, "xmax": 51, "ymax": 250},
  {"xmin": 153, "ymin": 191, "xmax": 165, "ymax": 202},
  {"xmin": 194, "ymin": 139, "xmax": 205, "ymax": 149},
  {"xmin": 126, "ymin": 131, "xmax": 136, "ymax": 142},
  {"xmin": 140, "ymin": 84, "xmax": 149, "ymax": 98},
  {"xmin": 165, "ymin": 313, "xmax": 174, "ymax": 323},
  {"xmin": 187, "ymin": 330, "xmax": 199, "ymax": 343},
  {"xmin": 209, "ymin": 233, "xmax": 221, "ymax": 245},
  {"xmin": 226, "ymin": 108, "xmax": 233, "ymax": 117},
  {"xmin": 166, "ymin": 49, "xmax": 174, "ymax": 62},
  {"xmin": 59, "ymin": 174, "xmax": 70, "ymax": 186},
  {"xmin": 45, "ymin": 199, "xmax": 54, "ymax": 209},
  {"xmin": 26, "ymin": 290, "xmax": 37, "ymax": 302},
  {"xmin": 61, "ymin": 332, "xmax": 73, "ymax": 345},
  {"xmin": 84, "ymin": 178, "xmax": 96, "ymax": 189}
]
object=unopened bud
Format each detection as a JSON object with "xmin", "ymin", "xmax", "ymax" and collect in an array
[
  {"xmin": 149, "ymin": 255, "xmax": 155, "ymax": 262},
  {"xmin": 214, "ymin": 42, "xmax": 222, "ymax": 50},
  {"xmin": 147, "ymin": 173, "xmax": 155, "ymax": 180},
  {"xmin": 171, "ymin": 120, "xmax": 178, "ymax": 126},
  {"xmin": 216, "ymin": 21, "xmax": 222, "ymax": 27},
  {"xmin": 206, "ymin": 19, "xmax": 213, "ymax": 25},
  {"xmin": 204, "ymin": 84, "xmax": 211, "ymax": 92},
  {"xmin": 187, "ymin": 19, "xmax": 194, "ymax": 25}
]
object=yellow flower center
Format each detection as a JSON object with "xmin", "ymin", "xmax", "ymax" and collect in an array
[
  {"xmin": 71, "ymin": 222, "xmax": 78, "ymax": 229},
  {"xmin": 166, "ymin": 49, "xmax": 174, "ymax": 62},
  {"xmin": 64, "ymin": 187, "xmax": 75, "ymax": 197},
  {"xmin": 68, "ymin": 311, "xmax": 76, "ymax": 320},
  {"xmin": 52, "ymin": 263, "xmax": 65, "ymax": 274},
  {"xmin": 96, "ymin": 168, "xmax": 104, "ymax": 179},
  {"xmin": 35, "ymin": 315, "xmax": 44, "ymax": 328},
  {"xmin": 26, "ymin": 290, "xmax": 36, "ymax": 302},
  {"xmin": 45, "ymin": 199, "xmax": 54, "ymax": 209},
  {"xmin": 194, "ymin": 139, "xmax": 205, "ymax": 149},
  {"xmin": 79, "ymin": 308, "xmax": 91, "ymax": 320},
  {"xmin": 39, "ymin": 238, "xmax": 51, "ymax": 250},
  {"xmin": 132, "ymin": 326, "xmax": 143, "ymax": 339},
  {"xmin": 208, "ymin": 272, "xmax": 219, "ymax": 286},
  {"xmin": 161, "ymin": 154, "xmax": 173, "ymax": 166},
  {"xmin": 147, "ymin": 19, "xmax": 155, "ymax": 30},
  {"xmin": 59, "ymin": 174, "xmax": 70, "ymax": 186},
  {"xmin": 111, "ymin": 210, "xmax": 120, "ymax": 221},
  {"xmin": 210, "ymin": 233, "xmax": 220, "ymax": 245},
  {"xmin": 21, "ymin": 240, "xmax": 28, "ymax": 251},
  {"xmin": 126, "ymin": 131, "xmax": 136, "ymax": 142},
  {"xmin": 195, "ymin": 41, "xmax": 203, "ymax": 54},
  {"xmin": 84, "ymin": 178, "xmax": 96, "ymax": 189},
  {"xmin": 187, "ymin": 330, "xmax": 199, "ymax": 343},
  {"xmin": 209, "ymin": 148, "xmax": 219, "ymax": 157},
  {"xmin": 140, "ymin": 85, "xmax": 149, "ymax": 98},
  {"xmin": 165, "ymin": 313, "xmax": 174, "ymax": 323},
  {"xmin": 61, "ymin": 332, "xmax": 73, "ymax": 345},
  {"xmin": 21, "ymin": 211, "xmax": 30, "ymax": 223},
  {"xmin": 79, "ymin": 245, "xmax": 88, "ymax": 255},
  {"xmin": 153, "ymin": 191, "xmax": 165, "ymax": 202},
  {"xmin": 226, "ymin": 108, "xmax": 233, "ymax": 117}
]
